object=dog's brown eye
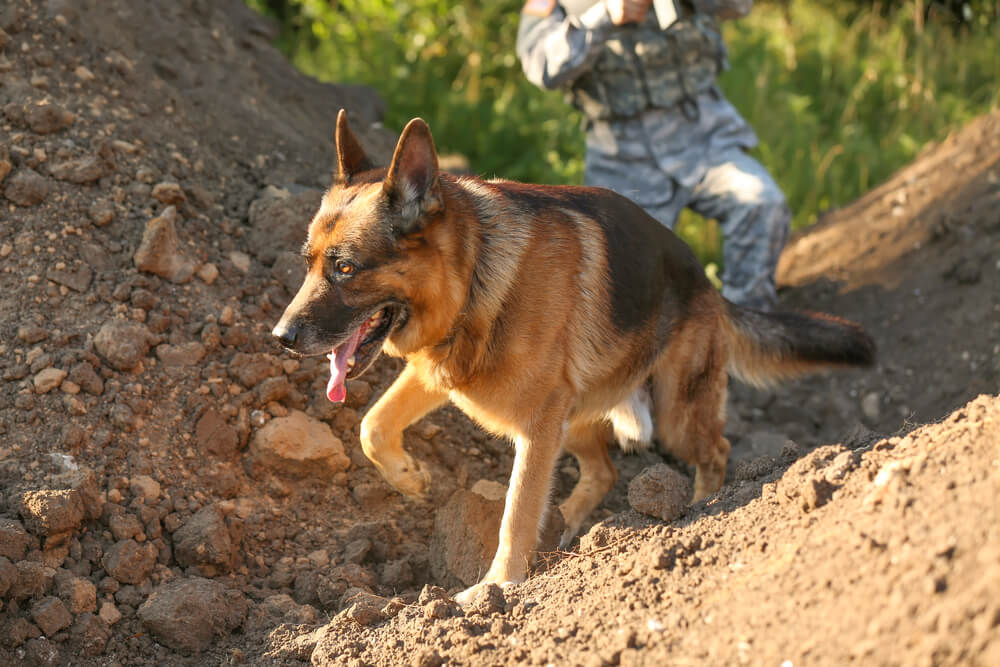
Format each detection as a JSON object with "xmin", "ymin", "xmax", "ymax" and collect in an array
[{"xmin": 335, "ymin": 260, "xmax": 356, "ymax": 276}]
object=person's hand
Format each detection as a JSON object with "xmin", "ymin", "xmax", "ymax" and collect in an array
[{"xmin": 605, "ymin": 0, "xmax": 652, "ymax": 25}]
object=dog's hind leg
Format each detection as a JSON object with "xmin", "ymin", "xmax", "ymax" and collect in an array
[
  {"xmin": 360, "ymin": 364, "xmax": 447, "ymax": 499},
  {"xmin": 558, "ymin": 420, "xmax": 616, "ymax": 549},
  {"xmin": 651, "ymin": 323, "xmax": 731, "ymax": 502}
]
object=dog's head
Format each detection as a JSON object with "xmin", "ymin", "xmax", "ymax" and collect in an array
[{"xmin": 272, "ymin": 110, "xmax": 449, "ymax": 402}]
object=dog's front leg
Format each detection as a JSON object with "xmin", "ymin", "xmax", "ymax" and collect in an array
[
  {"xmin": 454, "ymin": 399, "xmax": 568, "ymax": 606},
  {"xmin": 360, "ymin": 363, "xmax": 447, "ymax": 498}
]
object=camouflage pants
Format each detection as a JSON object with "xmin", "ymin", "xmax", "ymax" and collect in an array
[{"xmin": 585, "ymin": 145, "xmax": 790, "ymax": 310}]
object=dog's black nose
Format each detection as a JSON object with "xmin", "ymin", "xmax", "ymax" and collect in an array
[{"xmin": 272, "ymin": 322, "xmax": 299, "ymax": 349}]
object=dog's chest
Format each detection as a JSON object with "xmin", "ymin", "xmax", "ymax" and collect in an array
[{"xmin": 448, "ymin": 390, "xmax": 525, "ymax": 442}]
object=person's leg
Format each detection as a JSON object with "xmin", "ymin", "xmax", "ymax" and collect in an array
[
  {"xmin": 687, "ymin": 148, "xmax": 790, "ymax": 310},
  {"xmin": 584, "ymin": 140, "xmax": 689, "ymax": 230}
]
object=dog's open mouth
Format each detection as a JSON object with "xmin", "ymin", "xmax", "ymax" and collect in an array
[{"xmin": 326, "ymin": 306, "xmax": 397, "ymax": 403}]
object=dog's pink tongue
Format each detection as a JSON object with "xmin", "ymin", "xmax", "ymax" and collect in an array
[{"xmin": 326, "ymin": 327, "xmax": 364, "ymax": 403}]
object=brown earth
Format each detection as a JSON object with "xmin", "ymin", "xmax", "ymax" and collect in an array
[{"xmin": 0, "ymin": 1, "xmax": 997, "ymax": 665}]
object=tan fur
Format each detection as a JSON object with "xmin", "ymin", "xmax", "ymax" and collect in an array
[{"xmin": 273, "ymin": 112, "xmax": 874, "ymax": 604}]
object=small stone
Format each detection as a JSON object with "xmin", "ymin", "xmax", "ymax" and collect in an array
[
  {"xmin": 195, "ymin": 409, "xmax": 239, "ymax": 457},
  {"xmin": 58, "ymin": 575, "xmax": 97, "ymax": 614},
  {"xmin": 25, "ymin": 102, "xmax": 75, "ymax": 134},
  {"xmin": 307, "ymin": 549, "xmax": 329, "ymax": 568},
  {"xmin": 343, "ymin": 538, "xmax": 371, "ymax": 565},
  {"xmin": 74, "ymin": 65, "xmax": 95, "ymax": 81},
  {"xmin": 87, "ymin": 200, "xmax": 114, "ymax": 226},
  {"xmin": 102, "ymin": 539, "xmax": 156, "ymax": 584},
  {"xmin": 380, "ymin": 558, "xmax": 413, "ymax": 589},
  {"xmin": 246, "ymin": 189, "xmax": 321, "ymax": 265},
  {"xmin": 69, "ymin": 613, "xmax": 111, "ymax": 657},
  {"xmin": 229, "ymin": 353, "xmax": 282, "ymax": 390},
  {"xmin": 249, "ymin": 410, "xmax": 350, "ymax": 478},
  {"xmin": 1, "ymin": 617, "xmax": 42, "ymax": 649},
  {"xmin": 430, "ymin": 481, "xmax": 506, "ymax": 587},
  {"xmin": 17, "ymin": 325, "xmax": 48, "ymax": 343},
  {"xmin": 111, "ymin": 140, "xmax": 138, "ymax": 156},
  {"xmin": 256, "ymin": 375, "xmax": 290, "ymax": 404},
  {"xmin": 47, "ymin": 263, "xmax": 93, "ymax": 292},
  {"xmin": 68, "ymin": 362, "xmax": 103, "ymax": 395},
  {"xmin": 412, "ymin": 649, "xmax": 444, "ymax": 667},
  {"xmin": 11, "ymin": 560, "xmax": 55, "ymax": 601},
  {"xmin": 60, "ymin": 468, "xmax": 103, "ymax": 521},
  {"xmin": 137, "ymin": 577, "xmax": 248, "ymax": 653},
  {"xmin": 109, "ymin": 513, "xmax": 143, "ymax": 541},
  {"xmin": 341, "ymin": 591, "xmax": 387, "ymax": 627},
  {"xmin": 136, "ymin": 166, "xmax": 157, "ymax": 184},
  {"xmin": 151, "ymin": 182, "xmax": 185, "ymax": 205},
  {"xmin": 98, "ymin": 601, "xmax": 122, "ymax": 625},
  {"xmin": 627, "ymin": 464, "xmax": 691, "ymax": 522},
  {"xmin": 33, "ymin": 367, "xmax": 67, "ymax": 394},
  {"xmin": 31, "ymin": 596, "xmax": 73, "ymax": 636},
  {"xmin": 861, "ymin": 392, "xmax": 881, "ymax": 420},
  {"xmin": 424, "ymin": 598, "xmax": 455, "ymax": 620},
  {"xmin": 0, "ymin": 160, "xmax": 10, "ymax": 184},
  {"xmin": 196, "ymin": 262, "xmax": 218, "ymax": 285},
  {"xmin": 19, "ymin": 489, "xmax": 85, "ymax": 536},
  {"xmin": 172, "ymin": 504, "xmax": 233, "ymax": 575},
  {"xmin": 130, "ymin": 474, "xmax": 161, "ymax": 502},
  {"xmin": 3, "ymin": 168, "xmax": 51, "ymax": 206},
  {"xmin": 23, "ymin": 637, "xmax": 61, "ymax": 666},
  {"xmin": 93, "ymin": 319, "xmax": 153, "ymax": 371},
  {"xmin": 345, "ymin": 379, "xmax": 373, "ymax": 409},
  {"xmin": 270, "ymin": 251, "xmax": 305, "ymax": 294},
  {"xmin": 229, "ymin": 251, "xmax": 251, "ymax": 274},
  {"xmin": 0, "ymin": 556, "xmax": 17, "ymax": 596},
  {"xmin": 133, "ymin": 206, "xmax": 195, "ymax": 283},
  {"xmin": 49, "ymin": 155, "xmax": 104, "ymax": 183},
  {"xmin": 219, "ymin": 306, "xmax": 236, "ymax": 327},
  {"xmin": 418, "ymin": 585, "xmax": 448, "ymax": 605},
  {"xmin": 155, "ymin": 341, "xmax": 206, "ymax": 368}
]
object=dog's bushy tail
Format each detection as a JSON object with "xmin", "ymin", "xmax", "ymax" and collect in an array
[{"xmin": 723, "ymin": 302, "xmax": 876, "ymax": 388}]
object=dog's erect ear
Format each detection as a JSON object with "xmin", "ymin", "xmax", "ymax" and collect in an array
[
  {"xmin": 334, "ymin": 109, "xmax": 373, "ymax": 183},
  {"xmin": 383, "ymin": 117, "xmax": 442, "ymax": 236}
]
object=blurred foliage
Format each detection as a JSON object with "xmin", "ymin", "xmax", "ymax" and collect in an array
[
  {"xmin": 247, "ymin": 0, "xmax": 999, "ymax": 266},
  {"xmin": 249, "ymin": 0, "xmax": 586, "ymax": 185}
]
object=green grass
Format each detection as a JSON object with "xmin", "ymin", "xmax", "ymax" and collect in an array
[{"xmin": 248, "ymin": 0, "xmax": 999, "ymax": 267}]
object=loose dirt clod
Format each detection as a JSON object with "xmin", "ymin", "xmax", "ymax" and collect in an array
[
  {"xmin": 627, "ymin": 463, "xmax": 691, "ymax": 522},
  {"xmin": 137, "ymin": 577, "xmax": 248, "ymax": 653}
]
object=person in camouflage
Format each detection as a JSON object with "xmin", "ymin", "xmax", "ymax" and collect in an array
[{"xmin": 516, "ymin": 0, "xmax": 789, "ymax": 310}]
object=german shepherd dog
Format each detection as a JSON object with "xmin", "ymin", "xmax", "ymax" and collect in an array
[{"xmin": 273, "ymin": 110, "xmax": 875, "ymax": 603}]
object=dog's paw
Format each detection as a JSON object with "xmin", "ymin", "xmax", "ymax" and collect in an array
[
  {"xmin": 453, "ymin": 580, "xmax": 516, "ymax": 608},
  {"xmin": 386, "ymin": 457, "xmax": 431, "ymax": 500},
  {"xmin": 557, "ymin": 528, "xmax": 579, "ymax": 551}
]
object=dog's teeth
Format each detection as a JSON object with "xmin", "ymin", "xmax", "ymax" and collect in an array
[{"xmin": 348, "ymin": 355, "xmax": 356, "ymax": 369}]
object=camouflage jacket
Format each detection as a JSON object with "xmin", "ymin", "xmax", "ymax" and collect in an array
[{"xmin": 516, "ymin": 0, "xmax": 758, "ymax": 187}]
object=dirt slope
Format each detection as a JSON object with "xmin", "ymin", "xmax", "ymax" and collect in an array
[{"xmin": 0, "ymin": 1, "xmax": 998, "ymax": 665}]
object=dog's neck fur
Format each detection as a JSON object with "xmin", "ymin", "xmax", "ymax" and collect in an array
[{"xmin": 411, "ymin": 175, "xmax": 536, "ymax": 388}]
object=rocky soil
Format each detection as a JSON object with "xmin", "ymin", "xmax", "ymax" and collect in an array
[{"xmin": 1, "ymin": 1, "xmax": 998, "ymax": 665}]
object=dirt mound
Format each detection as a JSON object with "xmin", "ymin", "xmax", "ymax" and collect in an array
[{"xmin": 1, "ymin": 0, "xmax": 998, "ymax": 664}]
